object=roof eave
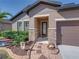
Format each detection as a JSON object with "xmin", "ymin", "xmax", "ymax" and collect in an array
[
  {"xmin": 10, "ymin": 0, "xmax": 61, "ymax": 21},
  {"xmin": 58, "ymin": 5, "xmax": 79, "ymax": 12},
  {"xmin": 26, "ymin": 1, "xmax": 61, "ymax": 14},
  {"xmin": 10, "ymin": 11, "xmax": 23, "ymax": 21}
]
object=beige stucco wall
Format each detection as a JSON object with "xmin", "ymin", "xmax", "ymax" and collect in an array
[
  {"xmin": 28, "ymin": 4, "xmax": 60, "ymax": 41},
  {"xmin": 55, "ymin": 10, "xmax": 79, "ymax": 20},
  {"xmin": 28, "ymin": 4, "xmax": 79, "ymax": 42},
  {"xmin": 12, "ymin": 13, "xmax": 29, "ymax": 31}
]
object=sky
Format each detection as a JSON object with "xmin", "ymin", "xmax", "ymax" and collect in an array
[{"xmin": 0, "ymin": 0, "xmax": 79, "ymax": 19}]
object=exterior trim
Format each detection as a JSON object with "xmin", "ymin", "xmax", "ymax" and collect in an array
[
  {"xmin": 10, "ymin": 11, "xmax": 23, "ymax": 21},
  {"xmin": 59, "ymin": 4, "xmax": 79, "ymax": 12},
  {"xmin": 29, "ymin": 28, "xmax": 35, "ymax": 30},
  {"xmin": 34, "ymin": 14, "xmax": 49, "ymax": 18},
  {"xmin": 56, "ymin": 18, "xmax": 79, "ymax": 21},
  {"xmin": 48, "ymin": 28, "xmax": 56, "ymax": 30}
]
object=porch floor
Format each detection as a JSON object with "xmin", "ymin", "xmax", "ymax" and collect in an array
[{"xmin": 36, "ymin": 37, "xmax": 48, "ymax": 44}]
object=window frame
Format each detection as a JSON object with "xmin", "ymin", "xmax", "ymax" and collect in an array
[
  {"xmin": 17, "ymin": 21, "xmax": 22, "ymax": 31},
  {"xmin": 24, "ymin": 21, "xmax": 29, "ymax": 31}
]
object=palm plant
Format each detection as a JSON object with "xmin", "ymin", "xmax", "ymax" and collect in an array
[
  {"xmin": 0, "ymin": 11, "xmax": 12, "ymax": 31},
  {"xmin": 0, "ymin": 11, "xmax": 12, "ymax": 21}
]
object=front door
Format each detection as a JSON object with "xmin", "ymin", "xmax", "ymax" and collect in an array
[{"xmin": 41, "ymin": 22, "xmax": 47, "ymax": 37}]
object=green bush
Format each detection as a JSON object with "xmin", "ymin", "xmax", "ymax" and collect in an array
[
  {"xmin": 0, "ymin": 31, "xmax": 29, "ymax": 46},
  {"xmin": 2, "ymin": 31, "xmax": 16, "ymax": 39},
  {"xmin": 12, "ymin": 31, "xmax": 29, "ymax": 46}
]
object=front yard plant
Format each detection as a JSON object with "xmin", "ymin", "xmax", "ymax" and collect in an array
[{"xmin": 0, "ymin": 31, "xmax": 29, "ymax": 46}]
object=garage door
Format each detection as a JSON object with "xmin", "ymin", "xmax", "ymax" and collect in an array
[{"xmin": 61, "ymin": 26, "xmax": 79, "ymax": 46}]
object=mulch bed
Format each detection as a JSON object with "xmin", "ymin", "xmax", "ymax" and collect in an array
[
  {"xmin": 10, "ymin": 41, "xmax": 34, "ymax": 56},
  {"xmin": 10, "ymin": 46, "xmax": 28, "ymax": 56}
]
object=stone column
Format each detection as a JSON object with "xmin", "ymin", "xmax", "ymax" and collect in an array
[
  {"xmin": 29, "ymin": 18, "xmax": 36, "ymax": 41},
  {"xmin": 48, "ymin": 14, "xmax": 56, "ymax": 45}
]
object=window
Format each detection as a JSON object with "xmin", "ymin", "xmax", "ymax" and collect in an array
[
  {"xmin": 24, "ymin": 21, "xmax": 29, "ymax": 31},
  {"xmin": 17, "ymin": 22, "xmax": 22, "ymax": 31}
]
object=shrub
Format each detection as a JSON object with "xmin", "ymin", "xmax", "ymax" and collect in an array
[
  {"xmin": 2, "ymin": 31, "xmax": 15, "ymax": 39},
  {"xmin": 12, "ymin": 31, "xmax": 29, "ymax": 46},
  {"xmin": 1, "ymin": 31, "xmax": 29, "ymax": 46}
]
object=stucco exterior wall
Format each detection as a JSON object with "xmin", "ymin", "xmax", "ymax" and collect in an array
[
  {"xmin": 56, "ymin": 10, "xmax": 79, "ymax": 20},
  {"xmin": 12, "ymin": 13, "xmax": 29, "ymax": 31},
  {"xmin": 12, "ymin": 22, "xmax": 17, "ymax": 31},
  {"xmin": 29, "ymin": 4, "xmax": 79, "ymax": 42},
  {"xmin": 29, "ymin": 17, "xmax": 35, "ymax": 41},
  {"xmin": 28, "ymin": 4, "xmax": 59, "ymax": 41}
]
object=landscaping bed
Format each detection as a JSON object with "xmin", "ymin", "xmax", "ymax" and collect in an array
[
  {"xmin": 0, "ymin": 49, "xmax": 12, "ymax": 59},
  {"xmin": 0, "ymin": 31, "xmax": 29, "ymax": 47}
]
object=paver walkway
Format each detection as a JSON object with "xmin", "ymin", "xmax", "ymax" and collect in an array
[
  {"xmin": 30, "ymin": 42, "xmax": 62, "ymax": 59},
  {"xmin": 0, "ymin": 41, "xmax": 62, "ymax": 59}
]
